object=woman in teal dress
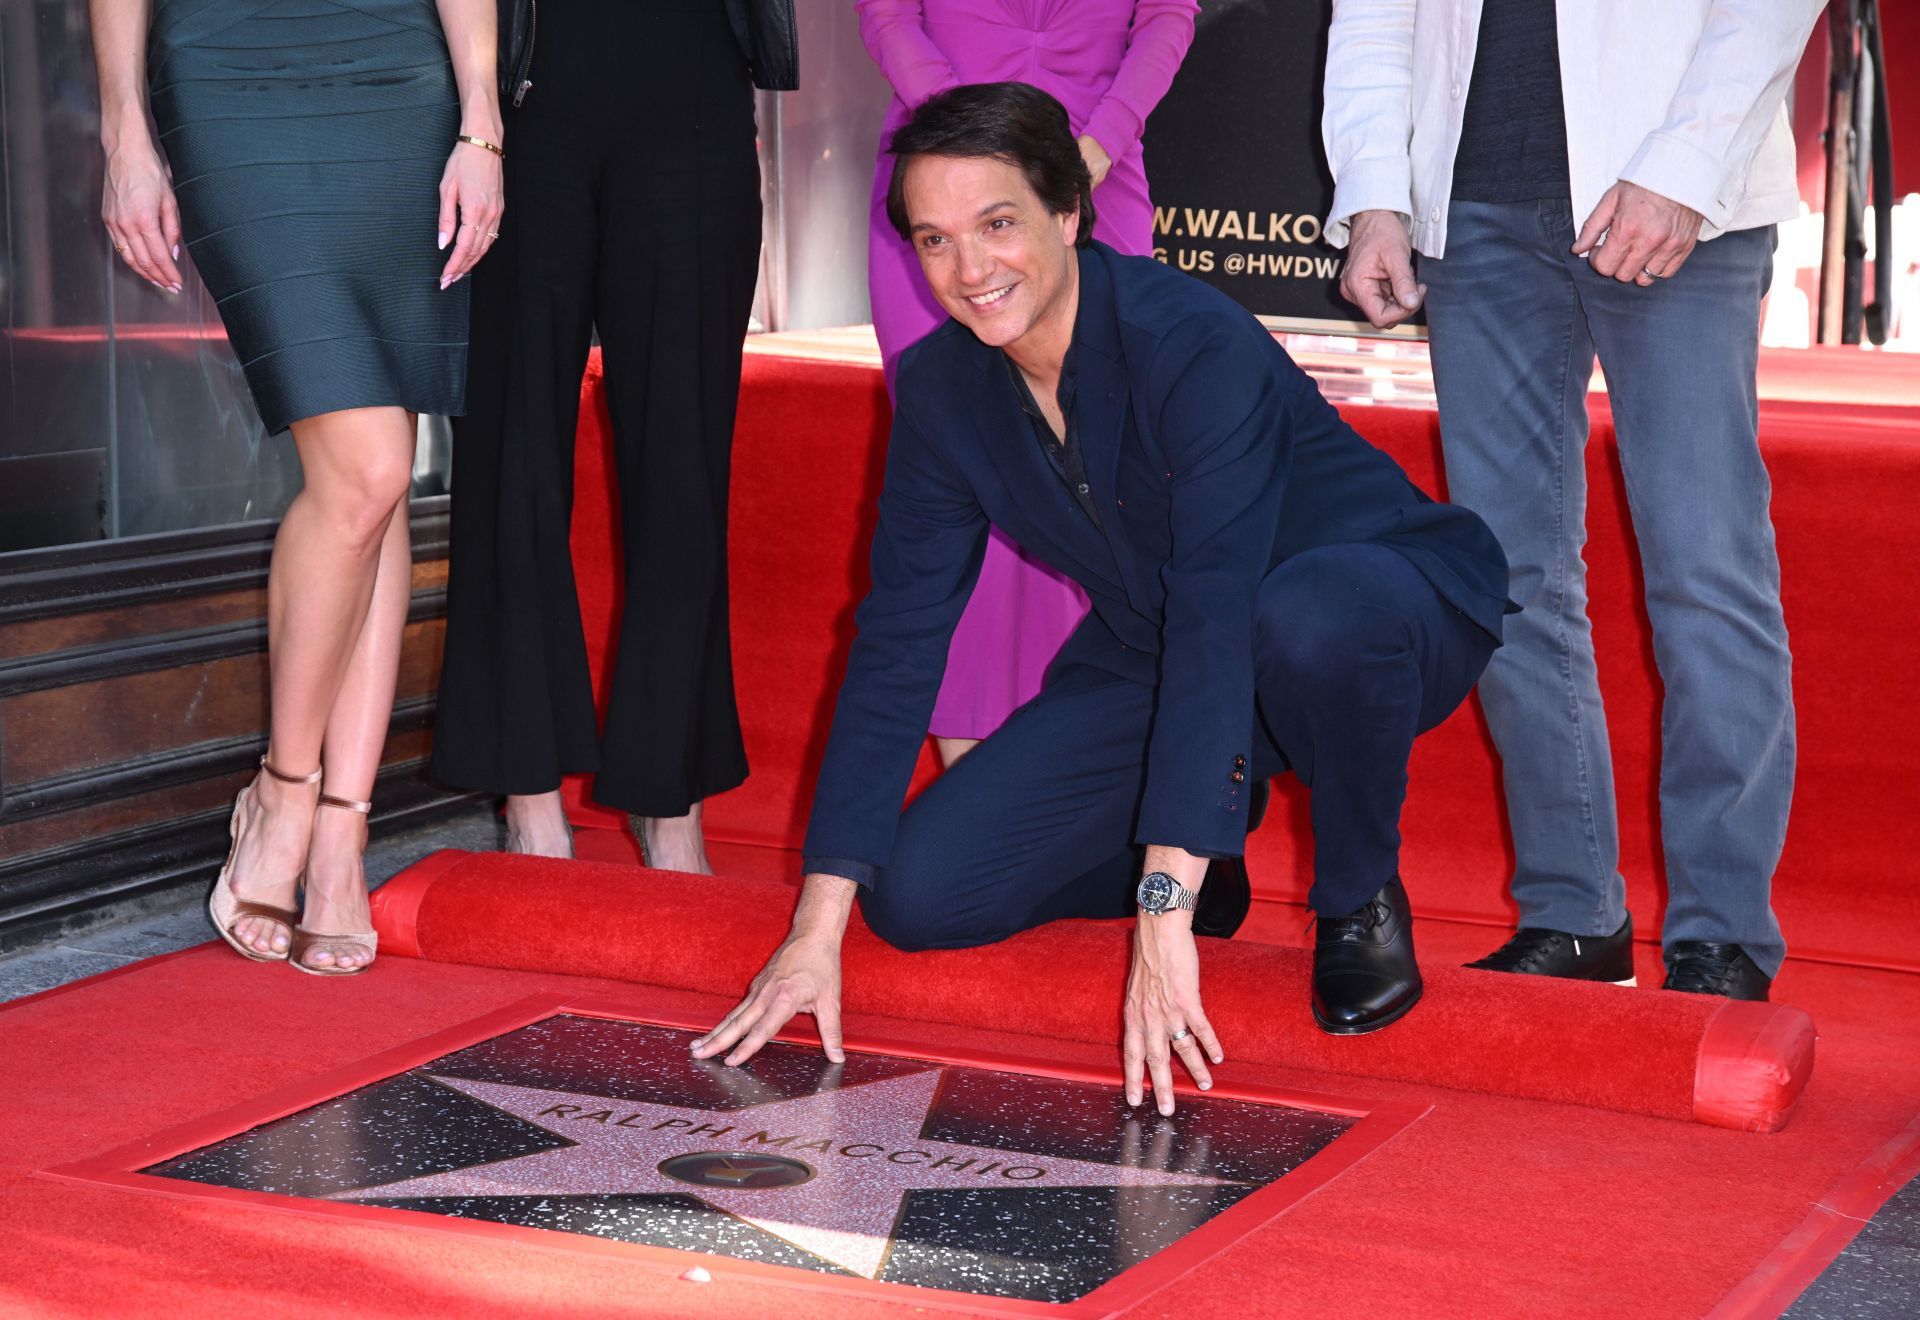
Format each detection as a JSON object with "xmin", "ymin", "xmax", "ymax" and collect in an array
[{"xmin": 89, "ymin": 0, "xmax": 503, "ymax": 975}]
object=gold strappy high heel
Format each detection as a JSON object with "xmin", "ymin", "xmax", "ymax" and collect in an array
[
  {"xmin": 208, "ymin": 755, "xmax": 322, "ymax": 962},
  {"xmin": 288, "ymin": 790, "xmax": 379, "ymax": 977}
]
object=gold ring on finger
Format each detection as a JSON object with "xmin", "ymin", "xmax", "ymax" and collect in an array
[{"xmin": 113, "ymin": 243, "xmax": 127, "ymax": 255}]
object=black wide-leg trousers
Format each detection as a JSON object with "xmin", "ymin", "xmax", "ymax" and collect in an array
[
  {"xmin": 858, "ymin": 544, "xmax": 1499, "ymax": 950},
  {"xmin": 433, "ymin": 0, "xmax": 762, "ymax": 815}
]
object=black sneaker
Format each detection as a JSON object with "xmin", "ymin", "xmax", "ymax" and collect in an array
[
  {"xmin": 1662, "ymin": 941, "xmax": 1771, "ymax": 1001},
  {"xmin": 1465, "ymin": 915, "xmax": 1636, "ymax": 985}
]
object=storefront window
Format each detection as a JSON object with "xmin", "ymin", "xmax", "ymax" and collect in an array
[{"xmin": 0, "ymin": 0, "xmax": 450, "ymax": 556}]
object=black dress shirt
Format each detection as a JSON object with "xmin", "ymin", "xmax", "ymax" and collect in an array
[{"xmin": 1004, "ymin": 346, "xmax": 1104, "ymax": 529}]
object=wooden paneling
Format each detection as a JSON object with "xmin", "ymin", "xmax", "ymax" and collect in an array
[
  {"xmin": 0, "ymin": 558, "xmax": 449, "ymax": 661},
  {"xmin": 0, "ymin": 500, "xmax": 478, "ymax": 949},
  {"xmin": 0, "ymin": 766, "xmax": 254, "ymax": 859},
  {"xmin": 0, "ymin": 723, "xmax": 436, "ymax": 859},
  {"xmin": 2, "ymin": 619, "xmax": 445, "ymax": 783},
  {"xmin": 6, "ymin": 651, "xmax": 270, "ymax": 782},
  {"xmin": 0, "ymin": 587, "xmax": 264, "ymax": 660}
]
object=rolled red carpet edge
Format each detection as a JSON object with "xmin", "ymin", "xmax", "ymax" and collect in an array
[{"xmin": 371, "ymin": 851, "xmax": 1814, "ymax": 1132}]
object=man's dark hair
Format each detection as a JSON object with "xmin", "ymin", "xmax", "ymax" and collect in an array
[{"xmin": 885, "ymin": 82, "xmax": 1096, "ymax": 249}]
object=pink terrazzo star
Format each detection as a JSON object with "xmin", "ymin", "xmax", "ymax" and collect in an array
[{"xmin": 335, "ymin": 1069, "xmax": 1240, "ymax": 1277}]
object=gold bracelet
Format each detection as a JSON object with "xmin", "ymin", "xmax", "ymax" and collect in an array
[{"xmin": 456, "ymin": 134, "xmax": 504, "ymax": 158}]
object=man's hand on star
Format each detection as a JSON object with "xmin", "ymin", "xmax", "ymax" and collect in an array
[
  {"xmin": 1125, "ymin": 845, "xmax": 1225, "ymax": 1116},
  {"xmin": 1573, "ymin": 180, "xmax": 1704, "ymax": 286},
  {"xmin": 693, "ymin": 873, "xmax": 856, "ymax": 1067}
]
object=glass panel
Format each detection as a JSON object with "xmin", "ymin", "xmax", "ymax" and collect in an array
[
  {"xmin": 761, "ymin": 4, "xmax": 890, "ymax": 334},
  {"xmin": 0, "ymin": 0, "xmax": 450, "ymax": 555}
]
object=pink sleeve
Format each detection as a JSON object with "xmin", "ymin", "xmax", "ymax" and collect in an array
[
  {"xmin": 855, "ymin": 0, "xmax": 963, "ymax": 109},
  {"xmin": 1081, "ymin": 0, "xmax": 1200, "ymax": 161}
]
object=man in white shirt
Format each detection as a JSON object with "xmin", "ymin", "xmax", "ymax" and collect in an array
[{"xmin": 1321, "ymin": 0, "xmax": 1825, "ymax": 1000}]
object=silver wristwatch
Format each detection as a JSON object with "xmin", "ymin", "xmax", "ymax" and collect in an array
[{"xmin": 1136, "ymin": 870, "xmax": 1198, "ymax": 916}]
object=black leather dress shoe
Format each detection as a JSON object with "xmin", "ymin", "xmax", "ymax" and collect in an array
[
  {"xmin": 1465, "ymin": 915, "xmax": 1637, "ymax": 985},
  {"xmin": 1662, "ymin": 941, "xmax": 1772, "ymax": 1001},
  {"xmin": 1194, "ymin": 780, "xmax": 1269, "ymax": 940},
  {"xmin": 1312, "ymin": 875, "xmax": 1421, "ymax": 1035}
]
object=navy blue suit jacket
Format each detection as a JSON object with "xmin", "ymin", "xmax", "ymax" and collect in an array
[{"xmin": 804, "ymin": 243, "xmax": 1511, "ymax": 886}]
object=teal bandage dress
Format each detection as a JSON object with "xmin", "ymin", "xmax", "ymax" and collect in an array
[{"xmin": 148, "ymin": 0, "xmax": 468, "ymax": 433}]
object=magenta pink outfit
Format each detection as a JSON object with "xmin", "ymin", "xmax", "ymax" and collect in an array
[{"xmin": 858, "ymin": 0, "xmax": 1198, "ymax": 740}]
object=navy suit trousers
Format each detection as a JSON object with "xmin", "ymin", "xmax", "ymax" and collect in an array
[{"xmin": 859, "ymin": 542, "xmax": 1498, "ymax": 951}]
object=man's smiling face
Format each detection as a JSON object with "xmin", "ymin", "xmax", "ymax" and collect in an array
[{"xmin": 902, "ymin": 153, "xmax": 1080, "ymax": 356}]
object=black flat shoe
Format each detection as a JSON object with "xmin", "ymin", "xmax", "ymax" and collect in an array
[
  {"xmin": 1194, "ymin": 856, "xmax": 1251, "ymax": 938},
  {"xmin": 1312, "ymin": 875, "xmax": 1421, "ymax": 1035},
  {"xmin": 1662, "ymin": 941, "xmax": 1771, "ymax": 1001},
  {"xmin": 1194, "ymin": 780, "xmax": 1269, "ymax": 940},
  {"xmin": 1465, "ymin": 915, "xmax": 1637, "ymax": 985}
]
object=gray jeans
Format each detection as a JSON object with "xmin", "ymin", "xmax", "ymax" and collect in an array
[{"xmin": 1420, "ymin": 199, "xmax": 1793, "ymax": 976}]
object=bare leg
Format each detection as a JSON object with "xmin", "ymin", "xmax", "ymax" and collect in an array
[
  {"xmin": 225, "ymin": 406, "xmax": 415, "ymax": 954},
  {"xmin": 505, "ymin": 790, "xmax": 575, "ymax": 858},
  {"xmin": 300, "ymin": 482, "xmax": 413, "ymax": 970},
  {"xmin": 937, "ymin": 737, "xmax": 980, "ymax": 767},
  {"xmin": 632, "ymin": 801, "xmax": 711, "ymax": 875}
]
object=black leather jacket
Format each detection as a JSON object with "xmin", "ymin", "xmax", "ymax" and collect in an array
[{"xmin": 496, "ymin": 0, "xmax": 797, "ymax": 106}]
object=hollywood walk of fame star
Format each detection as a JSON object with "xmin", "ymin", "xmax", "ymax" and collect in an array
[{"xmin": 334, "ymin": 1068, "xmax": 1242, "ymax": 1278}]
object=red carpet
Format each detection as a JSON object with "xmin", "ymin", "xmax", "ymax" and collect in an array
[
  {"xmin": 0, "ymin": 894, "xmax": 1915, "ymax": 1317},
  {"xmin": 372, "ymin": 851, "xmax": 1813, "ymax": 1131},
  {"xmin": 4, "ymin": 344, "xmax": 1914, "ymax": 1315},
  {"xmin": 559, "ymin": 347, "xmax": 1920, "ymax": 973}
]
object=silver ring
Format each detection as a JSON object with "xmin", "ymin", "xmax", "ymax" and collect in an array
[
  {"xmin": 1642, "ymin": 267, "xmax": 1660, "ymax": 279},
  {"xmin": 1169, "ymin": 1027, "xmax": 1191, "ymax": 1042}
]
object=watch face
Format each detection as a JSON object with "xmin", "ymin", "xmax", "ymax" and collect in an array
[{"xmin": 1137, "ymin": 871, "xmax": 1174, "ymax": 912}]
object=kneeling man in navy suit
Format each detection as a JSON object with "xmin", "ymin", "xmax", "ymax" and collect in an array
[{"xmin": 698, "ymin": 83, "xmax": 1513, "ymax": 1110}]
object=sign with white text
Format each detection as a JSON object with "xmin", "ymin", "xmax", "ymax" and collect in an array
[{"xmin": 1143, "ymin": 0, "xmax": 1424, "ymax": 337}]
